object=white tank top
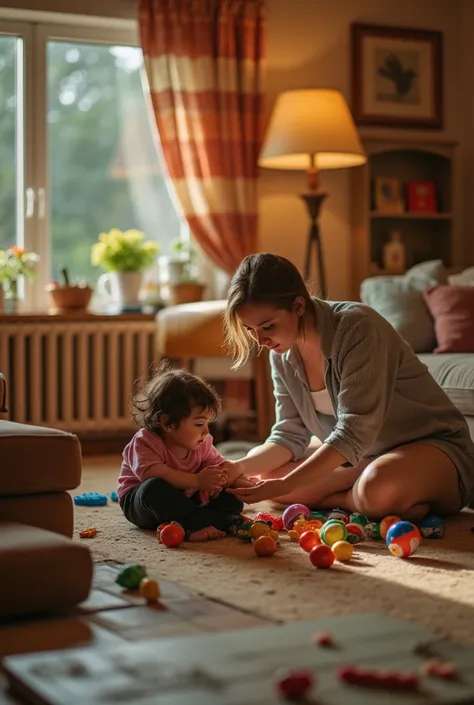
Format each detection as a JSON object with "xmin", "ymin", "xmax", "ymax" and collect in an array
[{"xmin": 310, "ymin": 388, "xmax": 334, "ymax": 416}]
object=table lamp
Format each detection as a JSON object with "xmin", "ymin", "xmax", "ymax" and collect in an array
[{"xmin": 259, "ymin": 89, "xmax": 366, "ymax": 297}]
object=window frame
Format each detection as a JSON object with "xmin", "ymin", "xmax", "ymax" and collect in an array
[{"xmin": 1, "ymin": 14, "xmax": 147, "ymax": 310}]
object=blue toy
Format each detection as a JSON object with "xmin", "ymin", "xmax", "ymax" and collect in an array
[
  {"xmin": 386, "ymin": 521, "xmax": 421, "ymax": 558},
  {"xmin": 74, "ymin": 492, "xmax": 108, "ymax": 506},
  {"xmin": 110, "ymin": 489, "xmax": 119, "ymax": 503},
  {"xmin": 418, "ymin": 515, "xmax": 445, "ymax": 539}
]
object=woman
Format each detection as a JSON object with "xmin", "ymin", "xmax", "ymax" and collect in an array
[{"xmin": 225, "ymin": 253, "xmax": 474, "ymax": 521}]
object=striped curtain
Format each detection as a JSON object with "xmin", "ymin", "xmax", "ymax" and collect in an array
[{"xmin": 139, "ymin": 0, "xmax": 265, "ymax": 274}]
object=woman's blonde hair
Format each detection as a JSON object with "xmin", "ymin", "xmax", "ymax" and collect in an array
[{"xmin": 224, "ymin": 253, "xmax": 316, "ymax": 368}]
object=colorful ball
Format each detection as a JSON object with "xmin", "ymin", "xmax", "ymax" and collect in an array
[
  {"xmin": 139, "ymin": 577, "xmax": 160, "ymax": 602},
  {"xmin": 253, "ymin": 535, "xmax": 277, "ymax": 557},
  {"xmin": 282, "ymin": 503, "xmax": 311, "ymax": 530},
  {"xmin": 311, "ymin": 511, "xmax": 327, "ymax": 522},
  {"xmin": 327, "ymin": 508, "xmax": 348, "ymax": 522},
  {"xmin": 293, "ymin": 519, "xmax": 309, "ymax": 535},
  {"xmin": 364, "ymin": 521, "xmax": 382, "ymax": 541},
  {"xmin": 380, "ymin": 515, "xmax": 402, "ymax": 540},
  {"xmin": 386, "ymin": 521, "xmax": 421, "ymax": 558},
  {"xmin": 349, "ymin": 512, "xmax": 369, "ymax": 527},
  {"xmin": 319, "ymin": 520, "xmax": 347, "ymax": 546},
  {"xmin": 304, "ymin": 520, "xmax": 323, "ymax": 531},
  {"xmin": 288, "ymin": 529, "xmax": 300, "ymax": 542},
  {"xmin": 160, "ymin": 523, "xmax": 185, "ymax": 548},
  {"xmin": 250, "ymin": 521, "xmax": 272, "ymax": 540},
  {"xmin": 331, "ymin": 540, "xmax": 353, "ymax": 562},
  {"xmin": 299, "ymin": 530, "xmax": 321, "ymax": 553},
  {"xmin": 345, "ymin": 523, "xmax": 364, "ymax": 544},
  {"xmin": 418, "ymin": 515, "xmax": 446, "ymax": 539},
  {"xmin": 309, "ymin": 545, "xmax": 334, "ymax": 569}
]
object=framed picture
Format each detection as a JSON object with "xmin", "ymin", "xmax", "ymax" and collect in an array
[
  {"xmin": 351, "ymin": 23, "xmax": 443, "ymax": 129},
  {"xmin": 374, "ymin": 177, "xmax": 404, "ymax": 213}
]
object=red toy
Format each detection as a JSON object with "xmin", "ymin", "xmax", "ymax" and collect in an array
[
  {"xmin": 160, "ymin": 523, "xmax": 185, "ymax": 548},
  {"xmin": 275, "ymin": 669, "xmax": 313, "ymax": 700},
  {"xmin": 314, "ymin": 632, "xmax": 334, "ymax": 647},
  {"xmin": 309, "ymin": 545, "xmax": 334, "ymax": 569},
  {"xmin": 79, "ymin": 527, "xmax": 97, "ymax": 539},
  {"xmin": 299, "ymin": 530, "xmax": 321, "ymax": 553},
  {"xmin": 254, "ymin": 512, "xmax": 283, "ymax": 532},
  {"xmin": 337, "ymin": 665, "xmax": 418, "ymax": 691}
]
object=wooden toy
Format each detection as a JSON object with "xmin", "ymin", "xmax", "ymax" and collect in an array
[
  {"xmin": 282, "ymin": 503, "xmax": 311, "ymax": 530},
  {"xmin": 331, "ymin": 540, "xmax": 353, "ymax": 562},
  {"xmin": 386, "ymin": 521, "xmax": 421, "ymax": 558},
  {"xmin": 380, "ymin": 514, "xmax": 401, "ymax": 540},
  {"xmin": 309, "ymin": 545, "xmax": 334, "ymax": 569}
]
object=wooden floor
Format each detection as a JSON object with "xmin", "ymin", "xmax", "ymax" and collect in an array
[{"xmin": 0, "ymin": 562, "xmax": 268, "ymax": 704}]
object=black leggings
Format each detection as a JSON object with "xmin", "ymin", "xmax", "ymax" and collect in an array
[{"xmin": 120, "ymin": 478, "xmax": 244, "ymax": 534}]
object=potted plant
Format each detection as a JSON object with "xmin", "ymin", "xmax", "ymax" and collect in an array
[
  {"xmin": 0, "ymin": 246, "xmax": 40, "ymax": 313},
  {"xmin": 164, "ymin": 239, "xmax": 205, "ymax": 305},
  {"xmin": 91, "ymin": 229, "xmax": 159, "ymax": 311}
]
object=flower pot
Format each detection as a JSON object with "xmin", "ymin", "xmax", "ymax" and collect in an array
[
  {"xmin": 167, "ymin": 282, "xmax": 205, "ymax": 306},
  {"xmin": 96, "ymin": 271, "xmax": 143, "ymax": 311},
  {"xmin": 46, "ymin": 285, "xmax": 93, "ymax": 313}
]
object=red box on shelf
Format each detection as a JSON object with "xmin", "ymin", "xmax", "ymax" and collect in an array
[{"xmin": 407, "ymin": 181, "xmax": 437, "ymax": 213}]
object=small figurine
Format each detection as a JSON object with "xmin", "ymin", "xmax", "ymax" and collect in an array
[{"xmin": 383, "ymin": 230, "xmax": 406, "ymax": 272}]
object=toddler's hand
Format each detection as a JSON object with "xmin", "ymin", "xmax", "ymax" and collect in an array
[{"xmin": 198, "ymin": 465, "xmax": 228, "ymax": 493}]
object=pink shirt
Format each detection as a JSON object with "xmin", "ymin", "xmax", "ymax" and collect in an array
[{"xmin": 117, "ymin": 428, "xmax": 225, "ymax": 501}]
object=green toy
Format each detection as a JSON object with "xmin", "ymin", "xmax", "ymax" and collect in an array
[
  {"xmin": 236, "ymin": 521, "xmax": 253, "ymax": 543},
  {"xmin": 116, "ymin": 564, "xmax": 147, "ymax": 589}
]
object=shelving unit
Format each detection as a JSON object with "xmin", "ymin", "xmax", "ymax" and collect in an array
[{"xmin": 351, "ymin": 134, "xmax": 459, "ymax": 300}]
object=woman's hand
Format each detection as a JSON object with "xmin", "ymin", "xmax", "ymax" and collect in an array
[{"xmin": 226, "ymin": 478, "xmax": 287, "ymax": 504}]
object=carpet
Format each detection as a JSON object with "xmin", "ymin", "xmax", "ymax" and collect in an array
[{"xmin": 74, "ymin": 456, "xmax": 474, "ymax": 644}]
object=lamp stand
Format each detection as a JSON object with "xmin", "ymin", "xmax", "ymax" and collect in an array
[{"xmin": 301, "ymin": 192, "xmax": 327, "ymax": 298}]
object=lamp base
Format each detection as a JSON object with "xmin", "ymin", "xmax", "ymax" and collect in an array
[{"xmin": 300, "ymin": 192, "xmax": 327, "ymax": 298}]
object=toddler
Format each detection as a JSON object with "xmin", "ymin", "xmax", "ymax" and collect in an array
[{"xmin": 118, "ymin": 364, "xmax": 250, "ymax": 541}]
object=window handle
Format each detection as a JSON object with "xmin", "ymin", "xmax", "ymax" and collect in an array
[
  {"xmin": 38, "ymin": 188, "xmax": 46, "ymax": 219},
  {"xmin": 25, "ymin": 188, "xmax": 35, "ymax": 218}
]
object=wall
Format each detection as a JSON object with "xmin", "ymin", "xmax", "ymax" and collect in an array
[{"xmin": 261, "ymin": 0, "xmax": 463, "ymax": 300}]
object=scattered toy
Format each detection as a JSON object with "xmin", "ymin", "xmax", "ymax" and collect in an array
[
  {"xmin": 379, "ymin": 514, "xmax": 401, "ymax": 540},
  {"xmin": 73, "ymin": 492, "xmax": 108, "ymax": 506},
  {"xmin": 282, "ymin": 503, "xmax": 311, "ymax": 530},
  {"xmin": 337, "ymin": 665, "xmax": 419, "ymax": 691},
  {"xmin": 386, "ymin": 521, "xmax": 421, "ymax": 558},
  {"xmin": 364, "ymin": 521, "xmax": 383, "ymax": 541},
  {"xmin": 309, "ymin": 545, "xmax": 334, "ymax": 569},
  {"xmin": 160, "ymin": 523, "xmax": 185, "ymax": 548},
  {"xmin": 319, "ymin": 519, "xmax": 347, "ymax": 546},
  {"xmin": 116, "ymin": 564, "xmax": 147, "ymax": 589},
  {"xmin": 79, "ymin": 527, "xmax": 97, "ymax": 539},
  {"xmin": 275, "ymin": 669, "xmax": 313, "ymax": 701},
  {"xmin": 418, "ymin": 515, "xmax": 446, "ymax": 539},
  {"xmin": 253, "ymin": 535, "xmax": 277, "ymax": 557},
  {"xmin": 109, "ymin": 489, "xmax": 119, "ymax": 503},
  {"xmin": 313, "ymin": 632, "xmax": 334, "ymax": 647},
  {"xmin": 345, "ymin": 523, "xmax": 364, "ymax": 544},
  {"xmin": 331, "ymin": 540, "xmax": 353, "ymax": 562},
  {"xmin": 421, "ymin": 658, "xmax": 459, "ymax": 680},
  {"xmin": 299, "ymin": 530, "xmax": 321, "ymax": 553},
  {"xmin": 139, "ymin": 577, "xmax": 160, "ymax": 602}
]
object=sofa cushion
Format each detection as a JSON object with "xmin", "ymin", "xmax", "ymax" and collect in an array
[
  {"xmin": 360, "ymin": 260, "xmax": 447, "ymax": 353},
  {"xmin": 418, "ymin": 353, "xmax": 474, "ymax": 416},
  {"xmin": 423, "ymin": 286, "xmax": 474, "ymax": 353},
  {"xmin": 0, "ymin": 421, "xmax": 82, "ymax": 496},
  {"xmin": 0, "ymin": 492, "xmax": 73, "ymax": 537},
  {"xmin": 0, "ymin": 522, "xmax": 92, "ymax": 618}
]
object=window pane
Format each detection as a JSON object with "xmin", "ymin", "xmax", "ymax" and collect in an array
[
  {"xmin": 0, "ymin": 34, "xmax": 23, "ymax": 251},
  {"xmin": 47, "ymin": 41, "xmax": 181, "ymax": 285}
]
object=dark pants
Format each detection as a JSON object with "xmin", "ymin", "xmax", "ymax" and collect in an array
[{"xmin": 120, "ymin": 478, "xmax": 244, "ymax": 534}]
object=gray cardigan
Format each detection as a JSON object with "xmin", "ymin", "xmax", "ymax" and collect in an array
[{"xmin": 268, "ymin": 298, "xmax": 474, "ymax": 490}]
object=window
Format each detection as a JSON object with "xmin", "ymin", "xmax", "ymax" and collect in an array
[{"xmin": 0, "ymin": 18, "xmax": 182, "ymax": 309}]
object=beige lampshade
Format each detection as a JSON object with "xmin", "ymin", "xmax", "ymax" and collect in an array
[{"xmin": 259, "ymin": 89, "xmax": 366, "ymax": 171}]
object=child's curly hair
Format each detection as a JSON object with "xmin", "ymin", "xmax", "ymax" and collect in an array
[{"xmin": 131, "ymin": 361, "xmax": 222, "ymax": 435}]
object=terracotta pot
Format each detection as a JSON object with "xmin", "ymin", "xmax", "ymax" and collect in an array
[
  {"xmin": 47, "ymin": 286, "xmax": 93, "ymax": 312},
  {"xmin": 167, "ymin": 282, "xmax": 205, "ymax": 306}
]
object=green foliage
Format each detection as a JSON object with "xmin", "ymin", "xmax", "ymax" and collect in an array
[{"xmin": 91, "ymin": 228, "xmax": 158, "ymax": 272}]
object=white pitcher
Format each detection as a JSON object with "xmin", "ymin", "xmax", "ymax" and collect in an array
[{"xmin": 97, "ymin": 271, "xmax": 143, "ymax": 311}]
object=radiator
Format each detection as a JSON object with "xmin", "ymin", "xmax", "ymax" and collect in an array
[{"xmin": 0, "ymin": 319, "xmax": 157, "ymax": 433}]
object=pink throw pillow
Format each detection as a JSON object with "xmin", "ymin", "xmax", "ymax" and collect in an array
[{"xmin": 423, "ymin": 285, "xmax": 474, "ymax": 353}]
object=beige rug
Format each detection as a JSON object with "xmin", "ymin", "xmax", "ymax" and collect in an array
[{"xmin": 75, "ymin": 456, "xmax": 474, "ymax": 644}]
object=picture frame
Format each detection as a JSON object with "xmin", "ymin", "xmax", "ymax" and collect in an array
[
  {"xmin": 351, "ymin": 23, "xmax": 443, "ymax": 129},
  {"xmin": 374, "ymin": 177, "xmax": 404, "ymax": 213}
]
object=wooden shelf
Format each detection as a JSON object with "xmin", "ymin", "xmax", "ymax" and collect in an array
[{"xmin": 370, "ymin": 212, "xmax": 452, "ymax": 220}]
